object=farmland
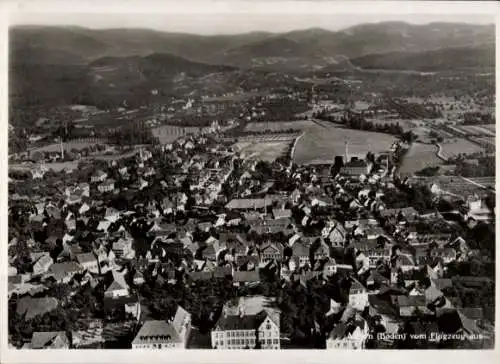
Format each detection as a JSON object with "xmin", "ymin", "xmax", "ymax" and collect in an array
[
  {"xmin": 440, "ymin": 138, "xmax": 485, "ymax": 159},
  {"xmin": 28, "ymin": 140, "xmax": 108, "ymax": 154},
  {"xmin": 398, "ymin": 142, "xmax": 443, "ymax": 176},
  {"xmin": 234, "ymin": 141, "xmax": 291, "ymax": 162},
  {"xmin": 293, "ymin": 120, "xmax": 396, "ymax": 165},
  {"xmin": 453, "ymin": 124, "xmax": 495, "ymax": 137}
]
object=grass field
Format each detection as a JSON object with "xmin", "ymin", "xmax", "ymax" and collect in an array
[
  {"xmin": 235, "ymin": 141, "xmax": 290, "ymax": 162},
  {"xmin": 399, "ymin": 142, "xmax": 443, "ymax": 176},
  {"xmin": 440, "ymin": 138, "xmax": 485, "ymax": 159},
  {"xmin": 244, "ymin": 120, "xmax": 314, "ymax": 132},
  {"xmin": 29, "ymin": 141, "xmax": 108, "ymax": 154},
  {"xmin": 455, "ymin": 125, "xmax": 496, "ymax": 137},
  {"xmin": 293, "ymin": 120, "xmax": 396, "ymax": 165}
]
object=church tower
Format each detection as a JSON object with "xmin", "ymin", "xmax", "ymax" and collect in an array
[{"xmin": 344, "ymin": 139, "xmax": 349, "ymax": 164}]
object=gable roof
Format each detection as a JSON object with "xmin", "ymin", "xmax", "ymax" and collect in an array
[
  {"xmin": 31, "ymin": 331, "xmax": 68, "ymax": 349},
  {"xmin": 132, "ymin": 320, "xmax": 181, "ymax": 345}
]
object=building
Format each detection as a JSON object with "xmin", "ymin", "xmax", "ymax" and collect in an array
[
  {"xmin": 98, "ymin": 179, "xmax": 115, "ymax": 193},
  {"xmin": 76, "ymin": 252, "xmax": 99, "ymax": 274},
  {"xmin": 349, "ymin": 278, "xmax": 369, "ymax": 311},
  {"xmin": 212, "ymin": 296, "xmax": 280, "ymax": 349},
  {"xmin": 91, "ymin": 170, "xmax": 108, "ymax": 183},
  {"xmin": 32, "ymin": 254, "xmax": 53, "ymax": 275},
  {"xmin": 112, "ymin": 238, "xmax": 134, "ymax": 259},
  {"xmin": 29, "ymin": 331, "xmax": 70, "ymax": 349},
  {"xmin": 172, "ymin": 306, "xmax": 192, "ymax": 348},
  {"xmin": 259, "ymin": 243, "xmax": 283, "ymax": 262},
  {"xmin": 131, "ymin": 320, "xmax": 183, "ymax": 349},
  {"xmin": 211, "ymin": 310, "xmax": 280, "ymax": 350},
  {"xmin": 104, "ymin": 270, "xmax": 129, "ymax": 299},
  {"xmin": 339, "ymin": 159, "xmax": 370, "ymax": 179},
  {"xmin": 326, "ymin": 314, "xmax": 369, "ymax": 350}
]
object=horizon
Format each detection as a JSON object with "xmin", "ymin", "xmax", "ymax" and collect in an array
[{"xmin": 8, "ymin": 14, "xmax": 494, "ymax": 36}]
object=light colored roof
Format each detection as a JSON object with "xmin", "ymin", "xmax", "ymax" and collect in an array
[
  {"xmin": 132, "ymin": 321, "xmax": 181, "ymax": 345},
  {"xmin": 48, "ymin": 262, "xmax": 83, "ymax": 281},
  {"xmin": 31, "ymin": 331, "xmax": 68, "ymax": 349},
  {"xmin": 76, "ymin": 252, "xmax": 96, "ymax": 265},
  {"xmin": 16, "ymin": 297, "xmax": 59, "ymax": 320},
  {"xmin": 225, "ymin": 198, "xmax": 272, "ymax": 210}
]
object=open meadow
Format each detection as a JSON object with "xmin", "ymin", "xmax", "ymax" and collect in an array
[
  {"xmin": 293, "ymin": 120, "xmax": 396, "ymax": 165},
  {"xmin": 234, "ymin": 140, "xmax": 291, "ymax": 162},
  {"xmin": 244, "ymin": 120, "xmax": 314, "ymax": 132},
  {"xmin": 440, "ymin": 138, "xmax": 485, "ymax": 159},
  {"xmin": 398, "ymin": 142, "xmax": 443, "ymax": 176}
]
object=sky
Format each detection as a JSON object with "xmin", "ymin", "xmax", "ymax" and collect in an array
[{"xmin": 7, "ymin": 1, "xmax": 495, "ymax": 35}]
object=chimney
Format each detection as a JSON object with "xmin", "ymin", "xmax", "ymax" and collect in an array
[{"xmin": 239, "ymin": 305, "xmax": 245, "ymax": 318}]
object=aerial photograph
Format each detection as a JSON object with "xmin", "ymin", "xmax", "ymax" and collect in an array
[{"xmin": 7, "ymin": 9, "xmax": 495, "ymax": 351}]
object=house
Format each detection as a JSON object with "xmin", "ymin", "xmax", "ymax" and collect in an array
[
  {"xmin": 74, "ymin": 252, "xmax": 98, "ymax": 273},
  {"xmin": 390, "ymin": 295, "xmax": 431, "ymax": 317},
  {"xmin": 112, "ymin": 237, "xmax": 135, "ymax": 259},
  {"xmin": 259, "ymin": 243, "xmax": 283, "ymax": 262},
  {"xmin": 328, "ymin": 224, "xmax": 347, "ymax": 246},
  {"xmin": 104, "ymin": 270, "xmax": 129, "ymax": 298},
  {"xmin": 326, "ymin": 313, "xmax": 369, "ymax": 350},
  {"xmin": 339, "ymin": 159, "xmax": 369, "ymax": 179},
  {"xmin": 132, "ymin": 320, "xmax": 183, "ymax": 349},
  {"xmin": 211, "ymin": 310, "xmax": 280, "ymax": 350},
  {"xmin": 349, "ymin": 278, "xmax": 369, "ymax": 311},
  {"xmin": 29, "ymin": 331, "xmax": 69, "ymax": 349},
  {"xmin": 172, "ymin": 306, "xmax": 192, "ymax": 348},
  {"xmin": 133, "ymin": 271, "xmax": 145, "ymax": 285},
  {"xmin": 91, "ymin": 170, "xmax": 108, "ymax": 183},
  {"xmin": 312, "ymin": 240, "xmax": 330, "ymax": 261},
  {"xmin": 98, "ymin": 179, "xmax": 115, "ymax": 193},
  {"xmin": 32, "ymin": 254, "xmax": 53, "ymax": 275},
  {"xmin": 47, "ymin": 262, "xmax": 84, "ymax": 283},
  {"xmin": 291, "ymin": 241, "xmax": 310, "ymax": 267}
]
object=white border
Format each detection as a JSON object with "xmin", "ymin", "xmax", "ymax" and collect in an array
[{"xmin": 1, "ymin": 1, "xmax": 499, "ymax": 364}]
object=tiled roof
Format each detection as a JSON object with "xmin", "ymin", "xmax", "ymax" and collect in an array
[
  {"xmin": 31, "ymin": 331, "xmax": 68, "ymax": 349},
  {"xmin": 132, "ymin": 320, "xmax": 181, "ymax": 345}
]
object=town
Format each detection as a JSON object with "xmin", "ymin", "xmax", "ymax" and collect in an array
[{"xmin": 7, "ymin": 20, "xmax": 495, "ymax": 351}]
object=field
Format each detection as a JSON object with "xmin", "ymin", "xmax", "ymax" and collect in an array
[
  {"xmin": 454, "ymin": 124, "xmax": 496, "ymax": 137},
  {"xmin": 440, "ymin": 138, "xmax": 485, "ymax": 159},
  {"xmin": 410, "ymin": 176, "xmax": 494, "ymax": 198},
  {"xmin": 366, "ymin": 118, "xmax": 424, "ymax": 132},
  {"xmin": 10, "ymin": 161, "xmax": 80, "ymax": 173},
  {"xmin": 244, "ymin": 120, "xmax": 314, "ymax": 132},
  {"xmin": 399, "ymin": 142, "xmax": 443, "ymax": 176},
  {"xmin": 29, "ymin": 140, "xmax": 108, "ymax": 154},
  {"xmin": 293, "ymin": 120, "xmax": 396, "ymax": 165},
  {"xmin": 234, "ymin": 141, "xmax": 291, "ymax": 162}
]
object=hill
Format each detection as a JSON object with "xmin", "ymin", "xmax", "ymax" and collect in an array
[
  {"xmin": 349, "ymin": 43, "xmax": 495, "ymax": 71},
  {"xmin": 10, "ymin": 22, "xmax": 494, "ymax": 70},
  {"xmin": 208, "ymin": 22, "xmax": 495, "ymax": 70},
  {"xmin": 9, "ymin": 52, "xmax": 238, "ymax": 111}
]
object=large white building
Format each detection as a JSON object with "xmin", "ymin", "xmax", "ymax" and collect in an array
[
  {"xmin": 211, "ymin": 296, "xmax": 280, "ymax": 350},
  {"xmin": 132, "ymin": 306, "xmax": 192, "ymax": 349}
]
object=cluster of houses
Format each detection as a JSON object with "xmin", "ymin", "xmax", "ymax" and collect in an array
[{"xmin": 8, "ymin": 121, "xmax": 494, "ymax": 350}]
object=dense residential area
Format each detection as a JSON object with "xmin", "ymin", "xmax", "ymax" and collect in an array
[
  {"xmin": 7, "ymin": 19, "xmax": 495, "ymax": 350},
  {"xmin": 8, "ymin": 122, "xmax": 495, "ymax": 349}
]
